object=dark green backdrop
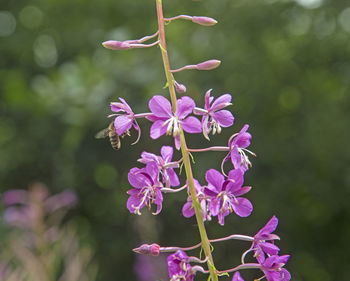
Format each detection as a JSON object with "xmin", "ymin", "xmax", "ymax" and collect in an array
[{"xmin": 1, "ymin": 0, "xmax": 350, "ymax": 280}]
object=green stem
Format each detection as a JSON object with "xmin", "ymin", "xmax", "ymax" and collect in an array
[{"xmin": 155, "ymin": 1, "xmax": 218, "ymax": 280}]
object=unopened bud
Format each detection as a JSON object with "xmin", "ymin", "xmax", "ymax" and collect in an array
[
  {"xmin": 196, "ymin": 59, "xmax": 221, "ymax": 71},
  {"xmin": 102, "ymin": 40, "xmax": 132, "ymax": 50},
  {"xmin": 174, "ymin": 81, "xmax": 187, "ymax": 94},
  {"xmin": 192, "ymin": 16, "xmax": 217, "ymax": 26},
  {"xmin": 133, "ymin": 243, "xmax": 160, "ymax": 256}
]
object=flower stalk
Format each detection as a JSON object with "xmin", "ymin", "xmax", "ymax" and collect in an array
[{"xmin": 156, "ymin": 0, "xmax": 218, "ymax": 280}]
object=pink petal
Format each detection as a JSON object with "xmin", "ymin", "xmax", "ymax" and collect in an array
[
  {"xmin": 167, "ymin": 169, "xmax": 180, "ymax": 187},
  {"xmin": 139, "ymin": 152, "xmax": 158, "ymax": 163},
  {"xmin": 128, "ymin": 168, "xmax": 146, "ymax": 188},
  {"xmin": 258, "ymin": 216, "xmax": 279, "ymax": 237},
  {"xmin": 119, "ymin": 97, "xmax": 133, "ymax": 113},
  {"xmin": 127, "ymin": 192, "xmax": 143, "ymax": 213},
  {"xmin": 213, "ymin": 110, "xmax": 234, "ymax": 127},
  {"xmin": 150, "ymin": 120, "xmax": 167, "ymax": 139},
  {"xmin": 205, "ymin": 169, "xmax": 224, "ymax": 192},
  {"xmin": 211, "ymin": 94, "xmax": 232, "ymax": 110},
  {"xmin": 204, "ymin": 89, "xmax": 212, "ymax": 109},
  {"xmin": 204, "ymin": 186, "xmax": 218, "ymax": 197},
  {"xmin": 227, "ymin": 168, "xmax": 244, "ymax": 190},
  {"xmin": 232, "ymin": 272, "xmax": 245, "ymax": 281},
  {"xmin": 114, "ymin": 115, "xmax": 133, "ymax": 135},
  {"xmin": 280, "ymin": 269, "xmax": 291, "ymax": 281},
  {"xmin": 181, "ymin": 116, "xmax": 202, "ymax": 133},
  {"xmin": 278, "ymin": 255, "xmax": 290, "ymax": 264},
  {"xmin": 218, "ymin": 209, "xmax": 229, "ymax": 226},
  {"xmin": 153, "ymin": 189, "xmax": 163, "ymax": 215},
  {"xmin": 232, "ymin": 186, "xmax": 251, "ymax": 197},
  {"xmin": 235, "ymin": 124, "xmax": 251, "ymax": 148},
  {"xmin": 260, "ymin": 242, "xmax": 280, "ymax": 256},
  {"xmin": 182, "ymin": 201, "xmax": 195, "ymax": 218},
  {"xmin": 161, "ymin": 146, "xmax": 173, "ymax": 162},
  {"xmin": 232, "ymin": 197, "xmax": 252, "ymax": 217},
  {"xmin": 174, "ymin": 135, "xmax": 181, "ymax": 150},
  {"xmin": 230, "ymin": 147, "xmax": 246, "ymax": 170},
  {"xmin": 145, "ymin": 162, "xmax": 159, "ymax": 181},
  {"xmin": 175, "ymin": 96, "xmax": 195, "ymax": 119},
  {"xmin": 149, "ymin": 95, "xmax": 172, "ymax": 118},
  {"xmin": 209, "ymin": 198, "xmax": 220, "ymax": 216}
]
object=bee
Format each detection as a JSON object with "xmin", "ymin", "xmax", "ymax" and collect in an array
[{"xmin": 95, "ymin": 122, "xmax": 130, "ymax": 150}]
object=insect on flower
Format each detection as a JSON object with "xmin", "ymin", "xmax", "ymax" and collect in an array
[{"xmin": 95, "ymin": 121, "xmax": 130, "ymax": 150}]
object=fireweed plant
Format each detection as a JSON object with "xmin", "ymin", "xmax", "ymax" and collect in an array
[{"xmin": 101, "ymin": 1, "xmax": 290, "ymax": 280}]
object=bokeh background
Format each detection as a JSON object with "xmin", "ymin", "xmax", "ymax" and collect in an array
[{"xmin": 1, "ymin": 0, "xmax": 350, "ymax": 280}]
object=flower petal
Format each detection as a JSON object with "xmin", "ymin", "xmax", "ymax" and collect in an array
[
  {"xmin": 182, "ymin": 201, "xmax": 195, "ymax": 218},
  {"xmin": 232, "ymin": 197, "xmax": 253, "ymax": 217},
  {"xmin": 232, "ymin": 272, "xmax": 245, "ymax": 281},
  {"xmin": 204, "ymin": 187, "xmax": 218, "ymax": 197},
  {"xmin": 182, "ymin": 116, "xmax": 202, "ymax": 133},
  {"xmin": 128, "ymin": 168, "xmax": 147, "ymax": 188},
  {"xmin": 153, "ymin": 188, "xmax": 163, "ymax": 215},
  {"xmin": 175, "ymin": 96, "xmax": 195, "ymax": 119},
  {"xmin": 146, "ymin": 162, "xmax": 159, "ymax": 181},
  {"xmin": 235, "ymin": 124, "xmax": 251, "ymax": 148},
  {"xmin": 149, "ymin": 95, "xmax": 172, "ymax": 118},
  {"xmin": 127, "ymin": 192, "xmax": 144, "ymax": 213},
  {"xmin": 161, "ymin": 146, "xmax": 173, "ymax": 162},
  {"xmin": 204, "ymin": 89, "xmax": 212, "ymax": 110},
  {"xmin": 139, "ymin": 151, "xmax": 158, "ymax": 164},
  {"xmin": 232, "ymin": 186, "xmax": 251, "ymax": 196},
  {"xmin": 150, "ymin": 120, "xmax": 167, "ymax": 139},
  {"xmin": 260, "ymin": 242, "xmax": 280, "ymax": 256},
  {"xmin": 226, "ymin": 168, "xmax": 244, "ymax": 192},
  {"xmin": 209, "ymin": 198, "xmax": 220, "ymax": 216},
  {"xmin": 213, "ymin": 110, "xmax": 234, "ymax": 127},
  {"xmin": 257, "ymin": 216, "xmax": 279, "ymax": 238},
  {"xmin": 218, "ymin": 209, "xmax": 230, "ymax": 226},
  {"xmin": 167, "ymin": 168, "xmax": 180, "ymax": 187},
  {"xmin": 114, "ymin": 115, "xmax": 133, "ymax": 135},
  {"xmin": 174, "ymin": 135, "xmax": 181, "ymax": 150},
  {"xmin": 230, "ymin": 147, "xmax": 246, "ymax": 170},
  {"xmin": 211, "ymin": 94, "xmax": 232, "ymax": 110},
  {"xmin": 205, "ymin": 169, "xmax": 224, "ymax": 192},
  {"xmin": 119, "ymin": 97, "xmax": 133, "ymax": 112},
  {"xmin": 280, "ymin": 268, "xmax": 291, "ymax": 281}
]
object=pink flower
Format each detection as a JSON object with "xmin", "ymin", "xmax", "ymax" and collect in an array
[
  {"xmin": 138, "ymin": 146, "xmax": 180, "ymax": 187},
  {"xmin": 167, "ymin": 251, "xmax": 198, "ymax": 281},
  {"xmin": 110, "ymin": 97, "xmax": 141, "ymax": 144},
  {"xmin": 260, "ymin": 255, "xmax": 291, "ymax": 281},
  {"xmin": 148, "ymin": 95, "xmax": 201, "ymax": 149},
  {"xmin": 253, "ymin": 216, "xmax": 280, "ymax": 263},
  {"xmin": 127, "ymin": 162, "xmax": 164, "ymax": 215},
  {"xmin": 194, "ymin": 89, "xmax": 234, "ymax": 140},
  {"xmin": 204, "ymin": 168, "xmax": 252, "ymax": 225},
  {"xmin": 222, "ymin": 124, "xmax": 255, "ymax": 172}
]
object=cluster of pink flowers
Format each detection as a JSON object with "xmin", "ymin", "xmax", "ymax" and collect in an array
[
  {"xmin": 119, "ymin": 92, "xmax": 254, "ymax": 225},
  {"xmin": 101, "ymin": 3, "xmax": 291, "ymax": 281},
  {"xmin": 107, "ymin": 87, "xmax": 290, "ymax": 280}
]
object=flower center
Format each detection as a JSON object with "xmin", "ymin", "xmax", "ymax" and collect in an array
[{"xmin": 163, "ymin": 116, "xmax": 181, "ymax": 137}]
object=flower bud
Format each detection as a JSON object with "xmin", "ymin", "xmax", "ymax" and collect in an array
[
  {"xmin": 196, "ymin": 59, "xmax": 221, "ymax": 71},
  {"xmin": 191, "ymin": 16, "xmax": 217, "ymax": 26},
  {"xmin": 102, "ymin": 40, "xmax": 132, "ymax": 50},
  {"xmin": 174, "ymin": 81, "xmax": 187, "ymax": 94},
  {"xmin": 133, "ymin": 243, "xmax": 160, "ymax": 256}
]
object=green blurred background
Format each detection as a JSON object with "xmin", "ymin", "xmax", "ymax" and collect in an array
[{"xmin": 1, "ymin": 0, "xmax": 350, "ymax": 280}]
